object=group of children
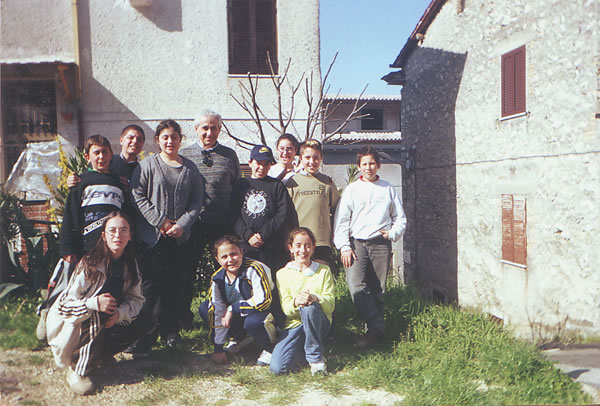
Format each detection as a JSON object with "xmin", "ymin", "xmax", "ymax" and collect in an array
[{"xmin": 45, "ymin": 120, "xmax": 406, "ymax": 395}]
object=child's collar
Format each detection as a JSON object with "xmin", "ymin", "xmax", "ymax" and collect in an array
[
  {"xmin": 299, "ymin": 169, "xmax": 320, "ymax": 176},
  {"xmin": 359, "ymin": 175, "xmax": 379, "ymax": 182},
  {"xmin": 289, "ymin": 260, "xmax": 319, "ymax": 276}
]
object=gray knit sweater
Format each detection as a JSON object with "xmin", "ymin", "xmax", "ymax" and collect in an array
[
  {"xmin": 179, "ymin": 142, "xmax": 240, "ymax": 223},
  {"xmin": 131, "ymin": 153, "xmax": 205, "ymax": 247}
]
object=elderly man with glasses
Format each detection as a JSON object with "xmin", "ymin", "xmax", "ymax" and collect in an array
[{"xmin": 179, "ymin": 109, "xmax": 240, "ymax": 329}]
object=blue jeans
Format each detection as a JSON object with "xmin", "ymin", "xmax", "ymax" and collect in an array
[
  {"xmin": 270, "ymin": 303, "xmax": 330, "ymax": 375},
  {"xmin": 198, "ymin": 300, "xmax": 275, "ymax": 352},
  {"xmin": 345, "ymin": 236, "xmax": 391, "ymax": 333}
]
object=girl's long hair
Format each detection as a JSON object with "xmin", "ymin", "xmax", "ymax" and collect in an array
[{"xmin": 76, "ymin": 211, "xmax": 139, "ymax": 286}]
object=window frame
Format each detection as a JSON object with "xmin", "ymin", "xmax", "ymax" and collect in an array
[
  {"xmin": 227, "ymin": 0, "xmax": 278, "ymax": 75},
  {"xmin": 501, "ymin": 45, "xmax": 526, "ymax": 118}
]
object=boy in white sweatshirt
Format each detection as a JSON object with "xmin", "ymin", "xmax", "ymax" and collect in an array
[{"xmin": 333, "ymin": 146, "xmax": 406, "ymax": 348}]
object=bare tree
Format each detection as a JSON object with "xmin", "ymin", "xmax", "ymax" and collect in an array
[{"xmin": 224, "ymin": 52, "xmax": 370, "ymax": 148}]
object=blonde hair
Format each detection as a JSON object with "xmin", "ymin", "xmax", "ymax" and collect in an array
[{"xmin": 299, "ymin": 139, "xmax": 322, "ymax": 157}]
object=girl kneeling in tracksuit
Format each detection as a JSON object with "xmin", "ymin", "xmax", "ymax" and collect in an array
[
  {"xmin": 198, "ymin": 235, "xmax": 277, "ymax": 366},
  {"xmin": 46, "ymin": 211, "xmax": 144, "ymax": 395}
]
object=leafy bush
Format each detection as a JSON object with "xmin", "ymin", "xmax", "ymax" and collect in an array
[{"xmin": 42, "ymin": 137, "xmax": 88, "ymax": 224}]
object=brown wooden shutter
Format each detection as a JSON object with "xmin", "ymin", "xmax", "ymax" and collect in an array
[
  {"xmin": 228, "ymin": 0, "xmax": 251, "ymax": 74},
  {"xmin": 501, "ymin": 45, "xmax": 526, "ymax": 117},
  {"xmin": 255, "ymin": 0, "xmax": 277, "ymax": 74},
  {"xmin": 501, "ymin": 194, "xmax": 515, "ymax": 261},
  {"xmin": 501, "ymin": 194, "xmax": 527, "ymax": 266},
  {"xmin": 228, "ymin": 0, "xmax": 277, "ymax": 74},
  {"xmin": 513, "ymin": 48, "xmax": 526, "ymax": 114},
  {"xmin": 512, "ymin": 195, "xmax": 527, "ymax": 265}
]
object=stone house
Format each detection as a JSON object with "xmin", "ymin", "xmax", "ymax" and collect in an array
[
  {"xmin": 321, "ymin": 94, "xmax": 405, "ymax": 283},
  {"xmin": 0, "ymin": 0, "xmax": 321, "ymax": 183},
  {"xmin": 384, "ymin": 0, "xmax": 599, "ymax": 338}
]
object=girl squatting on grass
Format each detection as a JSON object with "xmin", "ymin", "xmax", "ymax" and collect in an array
[
  {"xmin": 46, "ymin": 212, "xmax": 144, "ymax": 395},
  {"xmin": 198, "ymin": 235, "xmax": 278, "ymax": 366},
  {"xmin": 270, "ymin": 227, "xmax": 335, "ymax": 375}
]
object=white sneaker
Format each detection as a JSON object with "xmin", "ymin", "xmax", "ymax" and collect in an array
[
  {"xmin": 66, "ymin": 367, "xmax": 94, "ymax": 395},
  {"xmin": 256, "ymin": 350, "xmax": 272, "ymax": 366},
  {"xmin": 310, "ymin": 359, "xmax": 327, "ymax": 376},
  {"xmin": 36, "ymin": 309, "xmax": 48, "ymax": 341},
  {"xmin": 224, "ymin": 336, "xmax": 255, "ymax": 353}
]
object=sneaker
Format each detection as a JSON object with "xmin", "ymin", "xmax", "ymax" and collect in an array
[
  {"xmin": 354, "ymin": 331, "xmax": 384, "ymax": 349},
  {"xmin": 36, "ymin": 309, "xmax": 48, "ymax": 341},
  {"xmin": 224, "ymin": 336, "xmax": 254, "ymax": 353},
  {"xmin": 310, "ymin": 359, "xmax": 328, "ymax": 376},
  {"xmin": 256, "ymin": 350, "xmax": 272, "ymax": 366},
  {"xmin": 66, "ymin": 367, "xmax": 94, "ymax": 395},
  {"xmin": 166, "ymin": 333, "xmax": 179, "ymax": 348},
  {"xmin": 124, "ymin": 344, "xmax": 150, "ymax": 359}
]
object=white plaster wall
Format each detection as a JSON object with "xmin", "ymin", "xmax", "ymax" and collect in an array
[
  {"xmin": 414, "ymin": 0, "xmax": 599, "ymax": 337},
  {"xmin": 0, "ymin": 0, "xmax": 75, "ymax": 63},
  {"xmin": 76, "ymin": 0, "xmax": 320, "ymax": 157}
]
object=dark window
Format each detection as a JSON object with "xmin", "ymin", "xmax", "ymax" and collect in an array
[
  {"xmin": 501, "ymin": 45, "xmax": 526, "ymax": 117},
  {"xmin": 1, "ymin": 80, "xmax": 57, "ymax": 176},
  {"xmin": 501, "ymin": 194, "xmax": 527, "ymax": 266},
  {"xmin": 228, "ymin": 0, "xmax": 277, "ymax": 75},
  {"xmin": 361, "ymin": 108, "xmax": 384, "ymax": 130}
]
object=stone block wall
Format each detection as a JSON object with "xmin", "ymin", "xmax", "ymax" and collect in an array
[{"xmin": 401, "ymin": 0, "xmax": 599, "ymax": 336}]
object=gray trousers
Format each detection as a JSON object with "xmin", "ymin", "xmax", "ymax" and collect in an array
[{"xmin": 345, "ymin": 236, "xmax": 391, "ymax": 334}]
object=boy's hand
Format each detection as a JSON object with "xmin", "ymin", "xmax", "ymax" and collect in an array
[
  {"xmin": 62, "ymin": 254, "xmax": 77, "ymax": 264},
  {"xmin": 166, "ymin": 224, "xmax": 184, "ymax": 239},
  {"xmin": 379, "ymin": 229, "xmax": 390, "ymax": 240},
  {"xmin": 341, "ymin": 249, "xmax": 357, "ymax": 268},
  {"xmin": 97, "ymin": 293, "xmax": 117, "ymax": 314},
  {"xmin": 248, "ymin": 233, "xmax": 263, "ymax": 248},
  {"xmin": 221, "ymin": 310, "xmax": 233, "ymax": 328},
  {"xmin": 105, "ymin": 310, "xmax": 120, "ymax": 328},
  {"xmin": 159, "ymin": 218, "xmax": 176, "ymax": 236},
  {"xmin": 211, "ymin": 352, "xmax": 228, "ymax": 364},
  {"xmin": 67, "ymin": 173, "xmax": 81, "ymax": 189}
]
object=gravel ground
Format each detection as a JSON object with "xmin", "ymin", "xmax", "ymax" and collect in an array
[{"xmin": 0, "ymin": 347, "xmax": 404, "ymax": 405}]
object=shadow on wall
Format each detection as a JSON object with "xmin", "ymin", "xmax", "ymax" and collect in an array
[
  {"xmin": 77, "ymin": 0, "xmax": 157, "ymax": 148},
  {"xmin": 137, "ymin": 0, "xmax": 183, "ymax": 32},
  {"xmin": 401, "ymin": 48, "xmax": 467, "ymax": 303}
]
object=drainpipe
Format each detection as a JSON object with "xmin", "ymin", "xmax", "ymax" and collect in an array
[{"xmin": 71, "ymin": 0, "xmax": 84, "ymax": 148}]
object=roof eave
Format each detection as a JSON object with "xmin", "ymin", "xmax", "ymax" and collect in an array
[{"xmin": 389, "ymin": 0, "xmax": 447, "ymax": 68}]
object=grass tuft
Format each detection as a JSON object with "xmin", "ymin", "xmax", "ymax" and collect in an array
[{"xmin": 0, "ymin": 292, "xmax": 44, "ymax": 351}]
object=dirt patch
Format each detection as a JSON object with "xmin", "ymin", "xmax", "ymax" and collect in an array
[{"xmin": 0, "ymin": 347, "xmax": 404, "ymax": 405}]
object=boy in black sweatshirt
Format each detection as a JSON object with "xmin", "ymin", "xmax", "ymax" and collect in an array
[
  {"xmin": 232, "ymin": 145, "xmax": 292, "ymax": 271},
  {"xmin": 59, "ymin": 135, "xmax": 128, "ymax": 264}
]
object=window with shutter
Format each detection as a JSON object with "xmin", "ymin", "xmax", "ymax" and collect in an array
[
  {"xmin": 228, "ymin": 0, "xmax": 277, "ymax": 75},
  {"xmin": 501, "ymin": 46, "xmax": 526, "ymax": 117},
  {"xmin": 501, "ymin": 194, "xmax": 527, "ymax": 267}
]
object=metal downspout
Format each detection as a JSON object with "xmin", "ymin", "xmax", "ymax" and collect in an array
[{"xmin": 72, "ymin": 0, "xmax": 84, "ymax": 148}]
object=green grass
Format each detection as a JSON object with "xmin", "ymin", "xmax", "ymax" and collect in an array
[
  {"xmin": 0, "ymin": 291, "xmax": 44, "ymax": 350},
  {"xmin": 0, "ymin": 277, "xmax": 591, "ymax": 405},
  {"xmin": 341, "ymin": 304, "xmax": 590, "ymax": 405}
]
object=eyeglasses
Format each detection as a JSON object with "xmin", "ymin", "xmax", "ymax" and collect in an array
[
  {"xmin": 277, "ymin": 147, "xmax": 295, "ymax": 153},
  {"xmin": 106, "ymin": 227, "xmax": 130, "ymax": 237},
  {"xmin": 201, "ymin": 150, "xmax": 213, "ymax": 167}
]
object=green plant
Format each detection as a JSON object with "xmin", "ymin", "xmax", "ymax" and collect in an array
[
  {"xmin": 345, "ymin": 164, "xmax": 359, "ymax": 185},
  {"xmin": 0, "ymin": 291, "xmax": 44, "ymax": 350},
  {"xmin": 42, "ymin": 137, "xmax": 88, "ymax": 224}
]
